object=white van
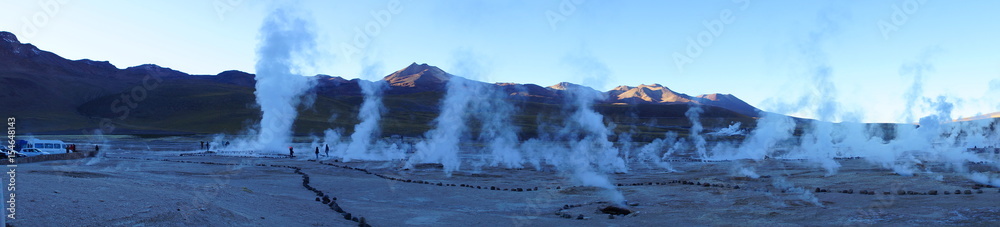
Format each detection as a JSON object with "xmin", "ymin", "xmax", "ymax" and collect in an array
[{"xmin": 20, "ymin": 139, "xmax": 68, "ymax": 154}]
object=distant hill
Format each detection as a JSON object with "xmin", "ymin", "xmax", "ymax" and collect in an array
[
  {"xmin": 956, "ymin": 112, "xmax": 1000, "ymax": 122},
  {"xmin": 0, "ymin": 31, "xmax": 759, "ymax": 140}
]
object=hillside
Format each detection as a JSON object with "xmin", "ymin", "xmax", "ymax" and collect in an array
[{"xmin": 0, "ymin": 31, "xmax": 759, "ymax": 140}]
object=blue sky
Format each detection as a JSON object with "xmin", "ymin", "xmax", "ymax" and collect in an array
[{"xmin": 2, "ymin": 0, "xmax": 998, "ymax": 123}]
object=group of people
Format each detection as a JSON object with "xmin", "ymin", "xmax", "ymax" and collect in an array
[
  {"xmin": 289, "ymin": 144, "xmax": 331, "ymax": 161},
  {"xmin": 199, "ymin": 141, "xmax": 231, "ymax": 151},
  {"xmin": 192, "ymin": 139, "xmax": 336, "ymax": 160},
  {"xmin": 62, "ymin": 144, "xmax": 99, "ymax": 153}
]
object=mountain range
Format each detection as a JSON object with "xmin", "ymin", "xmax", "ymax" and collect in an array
[{"xmin": 1, "ymin": 31, "xmax": 762, "ymax": 139}]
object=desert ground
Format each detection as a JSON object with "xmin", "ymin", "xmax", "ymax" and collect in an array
[{"xmin": 8, "ymin": 135, "xmax": 1000, "ymax": 226}]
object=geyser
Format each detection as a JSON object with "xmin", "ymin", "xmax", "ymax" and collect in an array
[
  {"xmin": 558, "ymin": 84, "xmax": 627, "ymax": 204},
  {"xmin": 247, "ymin": 8, "xmax": 319, "ymax": 153},
  {"xmin": 342, "ymin": 79, "xmax": 388, "ymax": 161},
  {"xmin": 408, "ymin": 76, "xmax": 473, "ymax": 175}
]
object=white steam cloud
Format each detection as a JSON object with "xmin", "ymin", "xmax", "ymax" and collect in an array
[{"xmin": 246, "ymin": 8, "xmax": 319, "ymax": 153}]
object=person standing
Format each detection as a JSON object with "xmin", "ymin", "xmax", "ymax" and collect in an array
[
  {"xmin": 95, "ymin": 145, "xmax": 100, "ymax": 152},
  {"xmin": 200, "ymin": 141, "xmax": 204, "ymax": 149},
  {"xmin": 324, "ymin": 144, "xmax": 330, "ymax": 157},
  {"xmin": 314, "ymin": 147, "xmax": 320, "ymax": 161},
  {"xmin": 289, "ymin": 147, "xmax": 294, "ymax": 157}
]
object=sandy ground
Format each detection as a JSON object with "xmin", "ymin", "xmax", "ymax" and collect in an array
[{"xmin": 7, "ymin": 136, "xmax": 1000, "ymax": 226}]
